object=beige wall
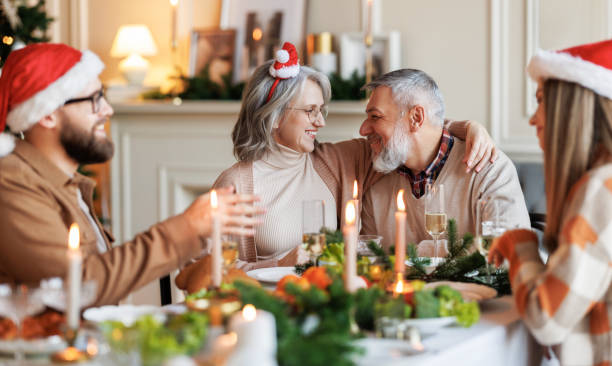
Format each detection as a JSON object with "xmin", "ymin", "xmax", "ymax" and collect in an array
[{"xmin": 53, "ymin": 0, "xmax": 612, "ymax": 160}]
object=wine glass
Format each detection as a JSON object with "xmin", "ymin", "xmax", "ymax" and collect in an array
[
  {"xmin": 302, "ymin": 200, "xmax": 326, "ymax": 262},
  {"xmin": 475, "ymin": 195, "xmax": 514, "ymax": 284},
  {"xmin": 0, "ymin": 284, "xmax": 45, "ymax": 361},
  {"xmin": 221, "ymin": 234, "xmax": 239, "ymax": 273},
  {"xmin": 424, "ymin": 184, "xmax": 447, "ymax": 265}
]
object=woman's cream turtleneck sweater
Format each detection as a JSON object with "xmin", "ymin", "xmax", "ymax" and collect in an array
[{"xmin": 252, "ymin": 144, "xmax": 337, "ymax": 260}]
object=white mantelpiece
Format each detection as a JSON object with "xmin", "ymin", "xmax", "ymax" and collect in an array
[{"xmin": 110, "ymin": 100, "xmax": 366, "ymax": 305}]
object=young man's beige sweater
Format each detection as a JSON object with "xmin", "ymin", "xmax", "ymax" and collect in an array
[{"xmin": 361, "ymin": 139, "xmax": 530, "ymax": 249}]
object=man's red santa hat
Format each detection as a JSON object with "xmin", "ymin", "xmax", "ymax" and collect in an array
[
  {"xmin": 0, "ymin": 43, "xmax": 104, "ymax": 157},
  {"xmin": 528, "ymin": 38, "xmax": 612, "ymax": 99}
]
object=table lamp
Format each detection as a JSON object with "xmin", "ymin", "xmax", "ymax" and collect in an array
[{"xmin": 110, "ymin": 24, "xmax": 158, "ymax": 86}]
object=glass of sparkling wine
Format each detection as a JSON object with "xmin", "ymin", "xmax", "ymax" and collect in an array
[
  {"xmin": 476, "ymin": 196, "xmax": 514, "ymax": 283},
  {"xmin": 221, "ymin": 235, "xmax": 239, "ymax": 273},
  {"xmin": 425, "ymin": 184, "xmax": 447, "ymax": 263},
  {"xmin": 302, "ymin": 200, "xmax": 326, "ymax": 263}
]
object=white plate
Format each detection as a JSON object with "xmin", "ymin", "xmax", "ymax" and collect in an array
[
  {"xmin": 83, "ymin": 305, "xmax": 165, "ymax": 326},
  {"xmin": 424, "ymin": 281, "xmax": 497, "ymax": 301},
  {"xmin": 400, "ymin": 316, "xmax": 456, "ymax": 335},
  {"xmin": 246, "ymin": 267, "xmax": 296, "ymax": 283},
  {"xmin": 0, "ymin": 335, "xmax": 66, "ymax": 356},
  {"xmin": 353, "ymin": 337, "xmax": 424, "ymax": 364}
]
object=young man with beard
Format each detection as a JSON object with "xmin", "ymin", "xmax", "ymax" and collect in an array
[
  {"xmin": 360, "ymin": 69, "xmax": 530, "ymax": 249},
  {"xmin": 0, "ymin": 43, "xmax": 262, "ymax": 305}
]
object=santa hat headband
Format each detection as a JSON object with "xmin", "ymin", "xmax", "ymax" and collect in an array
[
  {"xmin": 0, "ymin": 43, "xmax": 104, "ymax": 157},
  {"xmin": 265, "ymin": 42, "xmax": 300, "ymax": 103},
  {"xmin": 527, "ymin": 38, "xmax": 612, "ymax": 99}
]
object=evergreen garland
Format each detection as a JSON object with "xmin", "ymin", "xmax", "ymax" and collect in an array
[{"xmin": 0, "ymin": 0, "xmax": 53, "ymax": 67}]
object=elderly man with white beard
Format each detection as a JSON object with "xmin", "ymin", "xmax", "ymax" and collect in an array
[{"xmin": 359, "ymin": 69, "xmax": 530, "ymax": 250}]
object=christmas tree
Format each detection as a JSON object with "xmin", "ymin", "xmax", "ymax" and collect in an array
[{"xmin": 0, "ymin": 0, "xmax": 53, "ymax": 67}]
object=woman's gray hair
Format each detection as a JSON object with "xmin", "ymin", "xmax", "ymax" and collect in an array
[
  {"xmin": 364, "ymin": 69, "xmax": 445, "ymax": 126},
  {"xmin": 232, "ymin": 60, "xmax": 331, "ymax": 161}
]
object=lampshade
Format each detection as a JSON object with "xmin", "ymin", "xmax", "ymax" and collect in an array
[{"xmin": 110, "ymin": 24, "xmax": 158, "ymax": 58}]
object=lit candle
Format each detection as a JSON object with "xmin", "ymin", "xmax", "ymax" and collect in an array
[
  {"xmin": 367, "ymin": 0, "xmax": 373, "ymax": 41},
  {"xmin": 395, "ymin": 190, "xmax": 407, "ymax": 274},
  {"xmin": 170, "ymin": 0, "xmax": 178, "ymax": 49},
  {"xmin": 211, "ymin": 190, "xmax": 222, "ymax": 288},
  {"xmin": 352, "ymin": 180, "xmax": 360, "ymax": 228},
  {"xmin": 343, "ymin": 201, "xmax": 358, "ymax": 292},
  {"xmin": 67, "ymin": 223, "xmax": 82, "ymax": 330},
  {"xmin": 227, "ymin": 305, "xmax": 277, "ymax": 366}
]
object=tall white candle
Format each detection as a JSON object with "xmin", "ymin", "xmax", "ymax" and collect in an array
[
  {"xmin": 211, "ymin": 190, "xmax": 222, "ymax": 288},
  {"xmin": 170, "ymin": 0, "xmax": 178, "ymax": 49},
  {"xmin": 351, "ymin": 180, "xmax": 360, "ymax": 229},
  {"xmin": 67, "ymin": 223, "xmax": 82, "ymax": 330},
  {"xmin": 227, "ymin": 304, "xmax": 277, "ymax": 366},
  {"xmin": 395, "ymin": 190, "xmax": 407, "ymax": 274},
  {"xmin": 343, "ymin": 201, "xmax": 358, "ymax": 292}
]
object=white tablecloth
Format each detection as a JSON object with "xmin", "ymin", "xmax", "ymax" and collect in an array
[{"xmin": 357, "ymin": 296, "xmax": 543, "ymax": 366}]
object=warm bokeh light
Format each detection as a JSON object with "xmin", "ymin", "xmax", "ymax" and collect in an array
[
  {"xmin": 86, "ymin": 338, "xmax": 98, "ymax": 356},
  {"xmin": 353, "ymin": 180, "xmax": 358, "ymax": 199},
  {"xmin": 394, "ymin": 277, "xmax": 404, "ymax": 294},
  {"xmin": 211, "ymin": 189, "xmax": 218, "ymax": 209},
  {"xmin": 68, "ymin": 223, "xmax": 80, "ymax": 250},
  {"xmin": 242, "ymin": 304, "xmax": 256, "ymax": 321},
  {"xmin": 345, "ymin": 201, "xmax": 356, "ymax": 225},
  {"xmin": 396, "ymin": 189, "xmax": 405, "ymax": 212},
  {"xmin": 169, "ymin": 0, "xmax": 178, "ymax": 6},
  {"xmin": 2, "ymin": 36, "xmax": 13, "ymax": 45},
  {"xmin": 252, "ymin": 27, "xmax": 263, "ymax": 41}
]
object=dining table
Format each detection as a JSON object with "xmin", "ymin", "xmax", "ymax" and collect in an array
[{"xmin": 1, "ymin": 295, "xmax": 544, "ymax": 366}]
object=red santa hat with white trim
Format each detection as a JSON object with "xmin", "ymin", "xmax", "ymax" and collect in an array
[
  {"xmin": 528, "ymin": 38, "xmax": 612, "ymax": 99},
  {"xmin": 0, "ymin": 43, "xmax": 104, "ymax": 157}
]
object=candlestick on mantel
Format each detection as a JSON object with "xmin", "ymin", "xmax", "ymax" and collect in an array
[
  {"xmin": 395, "ymin": 190, "xmax": 407, "ymax": 275},
  {"xmin": 365, "ymin": 0, "xmax": 374, "ymax": 86},
  {"xmin": 170, "ymin": 0, "xmax": 178, "ymax": 50},
  {"xmin": 67, "ymin": 223, "xmax": 82, "ymax": 331},
  {"xmin": 343, "ymin": 201, "xmax": 358, "ymax": 292},
  {"xmin": 211, "ymin": 190, "xmax": 222, "ymax": 288}
]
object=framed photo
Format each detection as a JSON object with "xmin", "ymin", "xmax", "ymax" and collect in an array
[
  {"xmin": 189, "ymin": 28, "xmax": 236, "ymax": 85},
  {"xmin": 339, "ymin": 31, "xmax": 401, "ymax": 80},
  {"xmin": 220, "ymin": 0, "xmax": 308, "ymax": 83}
]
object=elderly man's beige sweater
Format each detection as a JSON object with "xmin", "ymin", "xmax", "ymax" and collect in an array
[{"xmin": 361, "ymin": 140, "xmax": 530, "ymax": 249}]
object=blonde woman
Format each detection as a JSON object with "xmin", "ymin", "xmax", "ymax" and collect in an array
[
  {"xmin": 215, "ymin": 43, "xmax": 498, "ymax": 271},
  {"xmin": 489, "ymin": 39, "xmax": 612, "ymax": 365}
]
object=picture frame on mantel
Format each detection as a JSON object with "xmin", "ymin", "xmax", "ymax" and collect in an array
[
  {"xmin": 220, "ymin": 0, "xmax": 308, "ymax": 83},
  {"xmin": 339, "ymin": 31, "xmax": 401, "ymax": 80},
  {"xmin": 189, "ymin": 28, "xmax": 236, "ymax": 85}
]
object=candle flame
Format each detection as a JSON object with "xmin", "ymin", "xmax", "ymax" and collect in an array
[
  {"xmin": 211, "ymin": 190, "xmax": 218, "ymax": 209},
  {"xmin": 396, "ymin": 189, "xmax": 405, "ymax": 212},
  {"xmin": 169, "ymin": 0, "xmax": 178, "ymax": 6},
  {"xmin": 252, "ymin": 28, "xmax": 263, "ymax": 41},
  {"xmin": 68, "ymin": 223, "xmax": 80, "ymax": 250},
  {"xmin": 242, "ymin": 304, "xmax": 256, "ymax": 321},
  {"xmin": 345, "ymin": 201, "xmax": 356, "ymax": 225},
  {"xmin": 353, "ymin": 180, "xmax": 358, "ymax": 199},
  {"xmin": 394, "ymin": 277, "xmax": 404, "ymax": 294}
]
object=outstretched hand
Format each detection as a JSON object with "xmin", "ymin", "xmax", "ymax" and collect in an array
[
  {"xmin": 183, "ymin": 186, "xmax": 265, "ymax": 238},
  {"xmin": 463, "ymin": 121, "xmax": 499, "ymax": 173}
]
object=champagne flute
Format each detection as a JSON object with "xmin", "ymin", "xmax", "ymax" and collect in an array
[
  {"xmin": 424, "ymin": 184, "xmax": 447, "ymax": 264},
  {"xmin": 302, "ymin": 200, "xmax": 326, "ymax": 263},
  {"xmin": 475, "ymin": 195, "xmax": 514, "ymax": 284}
]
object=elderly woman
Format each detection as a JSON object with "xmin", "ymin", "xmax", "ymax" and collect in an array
[
  {"xmin": 215, "ymin": 43, "xmax": 497, "ymax": 270},
  {"xmin": 489, "ymin": 39, "xmax": 612, "ymax": 365}
]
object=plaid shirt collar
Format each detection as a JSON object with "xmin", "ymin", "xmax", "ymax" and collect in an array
[{"xmin": 397, "ymin": 128, "xmax": 454, "ymax": 198}]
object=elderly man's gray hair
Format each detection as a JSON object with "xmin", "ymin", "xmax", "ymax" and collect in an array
[{"xmin": 365, "ymin": 69, "xmax": 445, "ymax": 126}]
